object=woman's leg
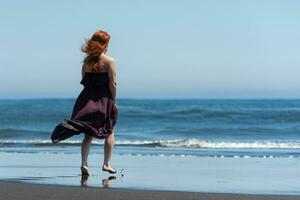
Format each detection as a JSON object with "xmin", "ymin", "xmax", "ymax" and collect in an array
[
  {"xmin": 81, "ymin": 133, "xmax": 93, "ymax": 167},
  {"xmin": 103, "ymin": 130, "xmax": 115, "ymax": 169}
]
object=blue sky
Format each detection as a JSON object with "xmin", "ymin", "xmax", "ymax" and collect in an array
[{"xmin": 0, "ymin": 0, "xmax": 300, "ymax": 99}]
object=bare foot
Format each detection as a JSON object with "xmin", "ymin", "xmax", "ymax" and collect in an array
[
  {"xmin": 81, "ymin": 166, "xmax": 90, "ymax": 176},
  {"xmin": 102, "ymin": 163, "xmax": 117, "ymax": 174}
]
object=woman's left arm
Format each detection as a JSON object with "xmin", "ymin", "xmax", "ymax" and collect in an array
[{"xmin": 81, "ymin": 64, "xmax": 85, "ymax": 78}]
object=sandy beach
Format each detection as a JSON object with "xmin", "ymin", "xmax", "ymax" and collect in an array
[
  {"xmin": 0, "ymin": 151, "xmax": 300, "ymax": 199},
  {"xmin": 1, "ymin": 180, "xmax": 300, "ymax": 200}
]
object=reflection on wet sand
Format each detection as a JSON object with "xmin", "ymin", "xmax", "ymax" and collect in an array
[
  {"xmin": 80, "ymin": 175, "xmax": 89, "ymax": 187},
  {"xmin": 102, "ymin": 176, "xmax": 117, "ymax": 188},
  {"xmin": 80, "ymin": 175, "xmax": 117, "ymax": 188}
]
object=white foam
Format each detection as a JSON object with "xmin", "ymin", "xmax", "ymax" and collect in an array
[
  {"xmin": 153, "ymin": 138, "xmax": 300, "ymax": 149},
  {"xmin": 1, "ymin": 138, "xmax": 300, "ymax": 149}
]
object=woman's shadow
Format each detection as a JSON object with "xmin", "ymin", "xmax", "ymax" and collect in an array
[{"xmin": 81, "ymin": 175, "xmax": 117, "ymax": 188}]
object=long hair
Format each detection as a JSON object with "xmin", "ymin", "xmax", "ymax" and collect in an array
[{"xmin": 81, "ymin": 30, "xmax": 110, "ymax": 72}]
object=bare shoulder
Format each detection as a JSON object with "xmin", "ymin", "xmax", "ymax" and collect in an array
[{"xmin": 101, "ymin": 54, "xmax": 116, "ymax": 66}]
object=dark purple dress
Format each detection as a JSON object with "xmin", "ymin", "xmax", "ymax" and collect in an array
[{"xmin": 51, "ymin": 72, "xmax": 119, "ymax": 144}]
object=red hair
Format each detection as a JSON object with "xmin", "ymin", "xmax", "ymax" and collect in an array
[{"xmin": 81, "ymin": 30, "xmax": 110, "ymax": 72}]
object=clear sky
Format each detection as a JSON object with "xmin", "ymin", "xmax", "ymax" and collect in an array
[{"xmin": 1, "ymin": 0, "xmax": 299, "ymax": 99}]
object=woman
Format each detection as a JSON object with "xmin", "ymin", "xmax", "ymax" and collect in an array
[{"xmin": 51, "ymin": 30, "xmax": 119, "ymax": 176}]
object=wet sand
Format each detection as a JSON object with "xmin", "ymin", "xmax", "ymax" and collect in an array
[
  {"xmin": 1, "ymin": 152, "xmax": 300, "ymax": 194},
  {"xmin": 0, "ymin": 152, "xmax": 300, "ymax": 198},
  {"xmin": 1, "ymin": 180, "xmax": 300, "ymax": 200}
]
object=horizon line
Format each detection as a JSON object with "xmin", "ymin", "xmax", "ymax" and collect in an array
[{"xmin": 1, "ymin": 97, "xmax": 300, "ymax": 101}]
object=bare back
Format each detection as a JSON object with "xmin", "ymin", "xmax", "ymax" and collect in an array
[{"xmin": 82, "ymin": 54, "xmax": 114, "ymax": 77}]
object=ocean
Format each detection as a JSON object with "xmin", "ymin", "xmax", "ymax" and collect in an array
[{"xmin": 1, "ymin": 98, "xmax": 300, "ymax": 158}]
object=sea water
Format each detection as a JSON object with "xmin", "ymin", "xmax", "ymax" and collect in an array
[{"xmin": 0, "ymin": 98, "xmax": 300, "ymax": 158}]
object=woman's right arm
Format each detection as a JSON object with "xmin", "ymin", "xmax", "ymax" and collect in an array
[{"xmin": 107, "ymin": 59, "xmax": 117, "ymax": 102}]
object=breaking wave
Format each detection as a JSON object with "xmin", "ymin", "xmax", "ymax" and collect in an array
[{"xmin": 1, "ymin": 138, "xmax": 300, "ymax": 149}]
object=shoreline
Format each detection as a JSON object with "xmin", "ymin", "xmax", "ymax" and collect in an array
[
  {"xmin": 1, "ymin": 180, "xmax": 300, "ymax": 200},
  {"xmin": 0, "ymin": 152, "xmax": 299, "ymax": 195}
]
